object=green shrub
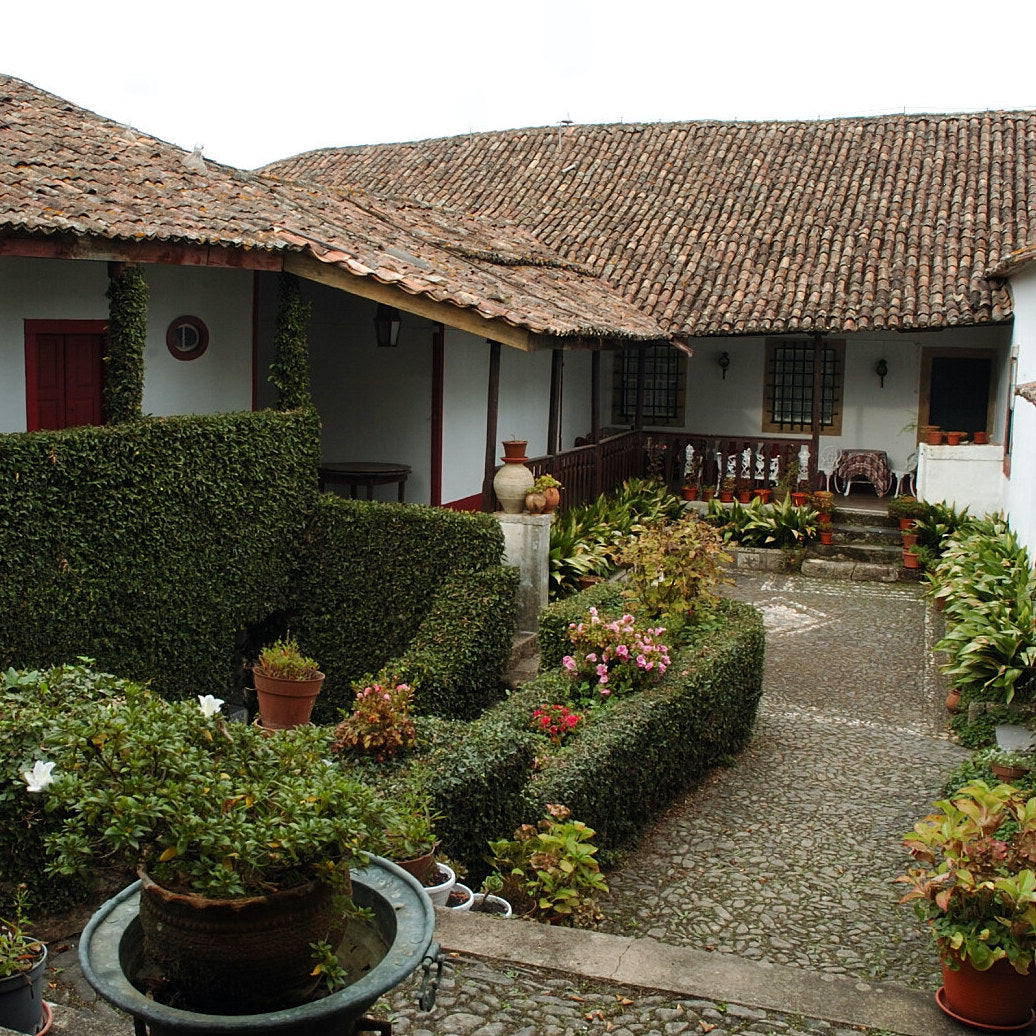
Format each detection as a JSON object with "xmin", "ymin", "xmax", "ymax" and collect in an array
[
  {"xmin": 0, "ymin": 664, "xmax": 137, "ymax": 913},
  {"xmin": 0, "ymin": 409, "xmax": 319, "ymax": 699}
]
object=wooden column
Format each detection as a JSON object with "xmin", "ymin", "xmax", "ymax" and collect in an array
[
  {"xmin": 590, "ymin": 348, "xmax": 602, "ymax": 443},
  {"xmin": 481, "ymin": 340, "xmax": 502, "ymax": 511},
  {"xmin": 634, "ymin": 347, "xmax": 646, "ymax": 430},
  {"xmin": 548, "ymin": 348, "xmax": 564, "ymax": 454},
  {"xmin": 431, "ymin": 323, "xmax": 444, "ymax": 507},
  {"xmin": 810, "ymin": 332, "xmax": 824, "ymax": 487}
]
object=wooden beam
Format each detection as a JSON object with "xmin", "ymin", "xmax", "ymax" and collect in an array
[
  {"xmin": 284, "ymin": 253, "xmax": 554, "ymax": 354},
  {"xmin": 431, "ymin": 323, "xmax": 444, "ymax": 507},
  {"xmin": 591, "ymin": 349, "xmax": 602, "ymax": 443},
  {"xmin": 0, "ymin": 233, "xmax": 283, "ymax": 270},
  {"xmin": 811, "ymin": 332, "xmax": 823, "ymax": 487}
]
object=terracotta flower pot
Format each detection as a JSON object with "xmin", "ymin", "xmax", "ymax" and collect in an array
[
  {"xmin": 737, "ymin": 490, "xmax": 752, "ymax": 503},
  {"xmin": 682, "ymin": 486, "xmax": 699, "ymax": 501},
  {"xmin": 719, "ymin": 490, "xmax": 733, "ymax": 503},
  {"xmin": 945, "ymin": 688, "xmax": 961, "ymax": 712},
  {"xmin": 541, "ymin": 486, "xmax": 561, "ymax": 511},
  {"xmin": 703, "ymin": 489, "xmax": 716, "ymax": 502},
  {"xmin": 898, "ymin": 517, "xmax": 915, "ymax": 531},
  {"xmin": 938, "ymin": 955, "xmax": 1036, "ymax": 1030},
  {"xmin": 501, "ymin": 440, "xmax": 528, "ymax": 461},
  {"xmin": 973, "ymin": 431, "xmax": 988, "ymax": 444},
  {"xmin": 790, "ymin": 492, "xmax": 809, "ymax": 507},
  {"xmin": 902, "ymin": 531, "xmax": 919, "ymax": 548},
  {"xmin": 525, "ymin": 491, "xmax": 548, "ymax": 514},
  {"xmin": 902, "ymin": 548, "xmax": 920, "ymax": 569},
  {"xmin": 820, "ymin": 529, "xmax": 833, "ymax": 545},
  {"xmin": 253, "ymin": 669, "xmax": 325, "ymax": 729},
  {"xmin": 924, "ymin": 427, "xmax": 943, "ymax": 445},
  {"xmin": 946, "ymin": 431, "xmax": 963, "ymax": 446},
  {"xmin": 753, "ymin": 488, "xmax": 771, "ymax": 503}
]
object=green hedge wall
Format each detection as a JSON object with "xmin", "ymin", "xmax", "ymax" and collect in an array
[
  {"xmin": 0, "ymin": 409, "xmax": 320, "ymax": 698},
  {"xmin": 292, "ymin": 496, "xmax": 510, "ymax": 721}
]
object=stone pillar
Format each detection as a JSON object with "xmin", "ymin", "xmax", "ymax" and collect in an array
[{"xmin": 496, "ymin": 512, "xmax": 553, "ymax": 633}]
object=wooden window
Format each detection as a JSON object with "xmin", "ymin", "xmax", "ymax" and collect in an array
[
  {"xmin": 762, "ymin": 339, "xmax": 844, "ymax": 435},
  {"xmin": 612, "ymin": 346, "xmax": 686, "ymax": 426}
]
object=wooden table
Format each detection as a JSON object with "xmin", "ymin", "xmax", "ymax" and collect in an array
[
  {"xmin": 836, "ymin": 450, "xmax": 892, "ymax": 496},
  {"xmin": 318, "ymin": 462, "xmax": 412, "ymax": 502}
]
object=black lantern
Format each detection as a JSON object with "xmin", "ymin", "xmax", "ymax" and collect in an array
[
  {"xmin": 374, "ymin": 305, "xmax": 401, "ymax": 348},
  {"xmin": 718, "ymin": 351, "xmax": 730, "ymax": 380},
  {"xmin": 875, "ymin": 358, "xmax": 888, "ymax": 387}
]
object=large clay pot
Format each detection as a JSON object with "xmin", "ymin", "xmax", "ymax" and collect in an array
[
  {"xmin": 137, "ymin": 868, "xmax": 338, "ymax": 1014},
  {"xmin": 541, "ymin": 486, "xmax": 561, "ymax": 511},
  {"xmin": 253, "ymin": 669, "xmax": 325, "ymax": 729},
  {"xmin": 938, "ymin": 955, "xmax": 1036, "ymax": 1030},
  {"xmin": 525, "ymin": 491, "xmax": 547, "ymax": 514},
  {"xmin": 493, "ymin": 460, "xmax": 534, "ymax": 513}
]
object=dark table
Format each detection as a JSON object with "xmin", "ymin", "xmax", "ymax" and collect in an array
[{"xmin": 318, "ymin": 462, "xmax": 412, "ymax": 502}]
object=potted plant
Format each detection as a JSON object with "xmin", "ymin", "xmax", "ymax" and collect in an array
[
  {"xmin": 377, "ymin": 783, "xmax": 442, "ymax": 884},
  {"xmin": 487, "ymin": 804, "xmax": 608, "ymax": 925},
  {"xmin": 24, "ymin": 686, "xmax": 391, "ymax": 1016},
  {"xmin": 526, "ymin": 473, "xmax": 563, "ymax": 514},
  {"xmin": 774, "ymin": 458, "xmax": 799, "ymax": 503},
  {"xmin": 471, "ymin": 874, "xmax": 513, "ymax": 917},
  {"xmin": 810, "ymin": 490, "xmax": 835, "ymax": 523},
  {"xmin": 251, "ymin": 633, "xmax": 325, "ymax": 729},
  {"xmin": 898, "ymin": 780, "xmax": 1036, "ymax": 1029},
  {"xmin": 682, "ymin": 480, "xmax": 699, "ymax": 501},
  {"xmin": 719, "ymin": 474, "xmax": 736, "ymax": 503},
  {"xmin": 0, "ymin": 884, "xmax": 50, "ymax": 1035},
  {"xmin": 887, "ymin": 495, "xmax": 927, "ymax": 530},
  {"xmin": 975, "ymin": 746, "xmax": 1035, "ymax": 781}
]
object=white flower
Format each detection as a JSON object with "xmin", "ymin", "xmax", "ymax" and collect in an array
[
  {"xmin": 22, "ymin": 759, "xmax": 56, "ymax": 793},
  {"xmin": 197, "ymin": 694, "xmax": 224, "ymax": 718}
]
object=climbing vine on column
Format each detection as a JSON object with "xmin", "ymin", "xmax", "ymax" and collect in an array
[
  {"xmin": 269, "ymin": 273, "xmax": 313, "ymax": 410},
  {"xmin": 104, "ymin": 264, "xmax": 148, "ymax": 423}
]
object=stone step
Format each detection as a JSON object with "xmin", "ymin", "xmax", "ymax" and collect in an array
[{"xmin": 502, "ymin": 631, "xmax": 539, "ymax": 690}]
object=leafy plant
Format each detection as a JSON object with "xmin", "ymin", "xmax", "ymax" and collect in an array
[
  {"xmin": 29, "ymin": 683, "xmax": 389, "ymax": 898},
  {"xmin": 380, "ymin": 782, "xmax": 442, "ymax": 862},
  {"xmin": 487, "ymin": 804, "xmax": 608, "ymax": 924},
  {"xmin": 897, "ymin": 780, "xmax": 1036, "ymax": 974},
  {"xmin": 886, "ymin": 495, "xmax": 928, "ymax": 519},
  {"xmin": 612, "ymin": 513, "xmax": 729, "ymax": 635},
  {"xmin": 255, "ymin": 634, "xmax": 321, "ymax": 680},
  {"xmin": 532, "ymin": 473, "xmax": 563, "ymax": 492},
  {"xmin": 332, "ymin": 676, "xmax": 417, "ymax": 761}
]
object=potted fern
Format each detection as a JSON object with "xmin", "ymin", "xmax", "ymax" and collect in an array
[{"xmin": 252, "ymin": 633, "xmax": 325, "ymax": 729}]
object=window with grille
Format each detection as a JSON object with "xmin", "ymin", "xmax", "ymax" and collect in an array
[
  {"xmin": 762, "ymin": 339, "xmax": 844, "ymax": 435},
  {"xmin": 612, "ymin": 346, "xmax": 686, "ymax": 425}
]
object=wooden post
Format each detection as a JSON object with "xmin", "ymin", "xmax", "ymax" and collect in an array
[
  {"xmin": 811, "ymin": 332, "xmax": 823, "ymax": 487},
  {"xmin": 431, "ymin": 323, "xmax": 444, "ymax": 507},
  {"xmin": 634, "ymin": 347, "xmax": 646, "ymax": 430},
  {"xmin": 482, "ymin": 340, "xmax": 502, "ymax": 511},
  {"xmin": 590, "ymin": 347, "xmax": 602, "ymax": 443},
  {"xmin": 548, "ymin": 348, "xmax": 564, "ymax": 454}
]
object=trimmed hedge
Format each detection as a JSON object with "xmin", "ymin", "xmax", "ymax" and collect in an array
[
  {"xmin": 497, "ymin": 598, "xmax": 764, "ymax": 856},
  {"xmin": 0, "ymin": 409, "xmax": 320, "ymax": 698},
  {"xmin": 291, "ymin": 496, "xmax": 511, "ymax": 721},
  {"xmin": 391, "ymin": 566, "xmax": 519, "ymax": 720}
]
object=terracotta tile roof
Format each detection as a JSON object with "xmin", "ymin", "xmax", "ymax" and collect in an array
[
  {"xmin": 267, "ymin": 113, "xmax": 1036, "ymax": 337},
  {"xmin": 0, "ymin": 75, "xmax": 662, "ymax": 344}
]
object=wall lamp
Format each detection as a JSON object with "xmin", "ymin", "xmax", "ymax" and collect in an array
[
  {"xmin": 374, "ymin": 304, "xmax": 401, "ymax": 348},
  {"xmin": 718, "ymin": 351, "xmax": 730, "ymax": 380},
  {"xmin": 875, "ymin": 358, "xmax": 888, "ymax": 388}
]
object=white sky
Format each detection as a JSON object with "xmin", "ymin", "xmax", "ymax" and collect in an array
[{"xmin": 5, "ymin": 0, "xmax": 1036, "ymax": 170}]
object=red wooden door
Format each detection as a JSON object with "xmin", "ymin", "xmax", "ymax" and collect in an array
[{"xmin": 25, "ymin": 322, "xmax": 105, "ymax": 430}]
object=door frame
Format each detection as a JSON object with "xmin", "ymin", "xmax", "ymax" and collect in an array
[
  {"xmin": 24, "ymin": 319, "xmax": 107, "ymax": 431},
  {"xmin": 917, "ymin": 345, "xmax": 999, "ymax": 437}
]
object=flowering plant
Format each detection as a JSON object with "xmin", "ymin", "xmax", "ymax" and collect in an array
[
  {"xmin": 332, "ymin": 677, "xmax": 417, "ymax": 762},
  {"xmin": 25, "ymin": 683, "xmax": 389, "ymax": 898},
  {"xmin": 253, "ymin": 634, "xmax": 321, "ymax": 680},
  {"xmin": 562, "ymin": 607, "xmax": 670, "ymax": 701},
  {"xmin": 531, "ymin": 704, "xmax": 582, "ymax": 746},
  {"xmin": 897, "ymin": 779, "xmax": 1036, "ymax": 973}
]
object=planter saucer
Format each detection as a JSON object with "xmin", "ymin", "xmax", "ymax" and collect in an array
[{"xmin": 936, "ymin": 986, "xmax": 1036, "ymax": 1032}]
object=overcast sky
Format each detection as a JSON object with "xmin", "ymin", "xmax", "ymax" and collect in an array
[{"xmin": 5, "ymin": 0, "xmax": 1035, "ymax": 170}]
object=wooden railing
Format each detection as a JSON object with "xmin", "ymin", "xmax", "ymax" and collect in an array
[{"xmin": 524, "ymin": 431, "xmax": 814, "ymax": 511}]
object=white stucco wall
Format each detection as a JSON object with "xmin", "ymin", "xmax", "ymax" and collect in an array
[
  {"xmin": 0, "ymin": 257, "xmax": 254, "ymax": 431},
  {"xmin": 606, "ymin": 326, "xmax": 1009, "ymax": 479},
  {"xmin": 1003, "ymin": 266, "xmax": 1036, "ymax": 558}
]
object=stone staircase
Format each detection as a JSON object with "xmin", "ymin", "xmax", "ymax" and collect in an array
[{"xmin": 800, "ymin": 505, "xmax": 923, "ymax": 582}]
